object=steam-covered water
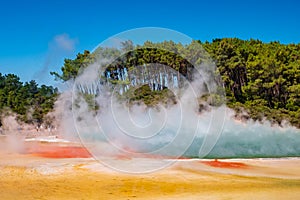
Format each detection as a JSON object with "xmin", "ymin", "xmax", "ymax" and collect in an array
[
  {"xmin": 127, "ymin": 110, "xmax": 300, "ymax": 159},
  {"xmin": 74, "ymin": 99, "xmax": 300, "ymax": 159},
  {"xmin": 187, "ymin": 121, "xmax": 300, "ymax": 158}
]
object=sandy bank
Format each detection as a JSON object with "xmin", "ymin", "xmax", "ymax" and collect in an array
[{"xmin": 0, "ymin": 151, "xmax": 300, "ymax": 200}]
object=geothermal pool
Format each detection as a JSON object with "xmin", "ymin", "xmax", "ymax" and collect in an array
[{"xmin": 0, "ymin": 135, "xmax": 300, "ymax": 200}]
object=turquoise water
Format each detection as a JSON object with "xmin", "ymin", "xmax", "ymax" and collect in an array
[
  {"xmin": 134, "ymin": 119, "xmax": 300, "ymax": 159},
  {"xmin": 185, "ymin": 123, "xmax": 300, "ymax": 159},
  {"xmin": 79, "ymin": 121, "xmax": 300, "ymax": 159}
]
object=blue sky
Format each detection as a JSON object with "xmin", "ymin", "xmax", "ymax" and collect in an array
[{"xmin": 0, "ymin": 0, "xmax": 299, "ymax": 86}]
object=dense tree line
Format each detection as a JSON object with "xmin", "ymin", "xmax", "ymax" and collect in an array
[
  {"xmin": 0, "ymin": 73, "xmax": 58, "ymax": 127},
  {"xmin": 202, "ymin": 39, "xmax": 300, "ymax": 127},
  {"xmin": 51, "ymin": 38, "xmax": 300, "ymax": 128}
]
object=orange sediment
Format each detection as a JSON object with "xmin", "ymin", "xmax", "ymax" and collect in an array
[
  {"xmin": 201, "ymin": 159, "xmax": 248, "ymax": 169},
  {"xmin": 25, "ymin": 145, "xmax": 92, "ymax": 158}
]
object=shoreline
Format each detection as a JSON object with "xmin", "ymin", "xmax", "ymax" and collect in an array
[
  {"xmin": 0, "ymin": 141, "xmax": 299, "ymax": 199},
  {"xmin": 1, "ymin": 148, "xmax": 300, "ymax": 178},
  {"xmin": 1, "ymin": 134, "xmax": 300, "ymax": 160}
]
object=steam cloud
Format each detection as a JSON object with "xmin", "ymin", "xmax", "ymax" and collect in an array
[
  {"xmin": 49, "ymin": 28, "xmax": 300, "ymax": 172},
  {"xmin": 32, "ymin": 33, "xmax": 77, "ymax": 83}
]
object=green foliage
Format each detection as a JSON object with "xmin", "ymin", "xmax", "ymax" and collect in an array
[
  {"xmin": 0, "ymin": 73, "xmax": 58, "ymax": 126},
  {"xmin": 52, "ymin": 39, "xmax": 300, "ymax": 128},
  {"xmin": 50, "ymin": 50, "xmax": 95, "ymax": 81},
  {"xmin": 123, "ymin": 84, "xmax": 177, "ymax": 107},
  {"xmin": 204, "ymin": 38, "xmax": 300, "ymax": 127}
]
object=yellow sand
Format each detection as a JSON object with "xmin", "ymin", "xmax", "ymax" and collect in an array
[{"xmin": 1, "ymin": 157, "xmax": 300, "ymax": 200}]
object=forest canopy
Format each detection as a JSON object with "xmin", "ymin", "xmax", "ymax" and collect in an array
[
  {"xmin": 0, "ymin": 73, "xmax": 58, "ymax": 127},
  {"xmin": 51, "ymin": 38, "xmax": 300, "ymax": 128},
  {"xmin": 0, "ymin": 38, "xmax": 299, "ymax": 129}
]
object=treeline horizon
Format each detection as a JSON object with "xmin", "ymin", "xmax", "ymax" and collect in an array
[
  {"xmin": 0, "ymin": 73, "xmax": 58, "ymax": 128},
  {"xmin": 0, "ymin": 37, "xmax": 299, "ymax": 129}
]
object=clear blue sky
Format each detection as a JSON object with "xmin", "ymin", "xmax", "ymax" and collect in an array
[{"xmin": 0, "ymin": 0, "xmax": 299, "ymax": 86}]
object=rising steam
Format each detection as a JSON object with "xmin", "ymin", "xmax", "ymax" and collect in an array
[{"xmin": 54, "ymin": 28, "xmax": 300, "ymax": 173}]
